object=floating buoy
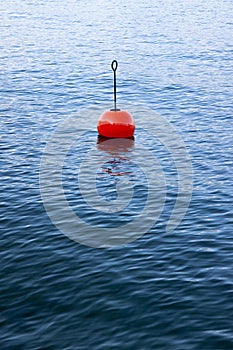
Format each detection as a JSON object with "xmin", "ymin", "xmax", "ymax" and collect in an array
[{"xmin": 97, "ymin": 60, "xmax": 135, "ymax": 138}]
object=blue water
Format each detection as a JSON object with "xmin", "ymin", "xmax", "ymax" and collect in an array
[{"xmin": 1, "ymin": 0, "xmax": 233, "ymax": 349}]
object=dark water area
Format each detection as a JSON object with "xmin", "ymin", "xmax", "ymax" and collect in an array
[{"xmin": 1, "ymin": 0, "xmax": 233, "ymax": 349}]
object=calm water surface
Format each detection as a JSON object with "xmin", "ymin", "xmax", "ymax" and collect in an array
[{"xmin": 1, "ymin": 0, "xmax": 233, "ymax": 349}]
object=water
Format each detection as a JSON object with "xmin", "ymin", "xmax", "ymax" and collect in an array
[{"xmin": 1, "ymin": 0, "xmax": 233, "ymax": 348}]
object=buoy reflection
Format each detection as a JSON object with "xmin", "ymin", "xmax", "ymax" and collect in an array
[{"xmin": 96, "ymin": 136, "xmax": 135, "ymax": 178}]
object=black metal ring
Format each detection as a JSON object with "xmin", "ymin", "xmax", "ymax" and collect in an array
[{"xmin": 111, "ymin": 60, "xmax": 118, "ymax": 71}]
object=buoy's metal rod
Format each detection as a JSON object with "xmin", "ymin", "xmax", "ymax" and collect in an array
[{"xmin": 111, "ymin": 60, "xmax": 118, "ymax": 110}]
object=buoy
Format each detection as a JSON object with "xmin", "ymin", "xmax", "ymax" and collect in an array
[{"xmin": 97, "ymin": 60, "xmax": 135, "ymax": 138}]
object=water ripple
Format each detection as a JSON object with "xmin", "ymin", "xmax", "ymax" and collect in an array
[{"xmin": 1, "ymin": 0, "xmax": 233, "ymax": 349}]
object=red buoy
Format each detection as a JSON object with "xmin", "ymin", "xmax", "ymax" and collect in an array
[
  {"xmin": 97, "ymin": 60, "xmax": 135, "ymax": 138},
  {"xmin": 98, "ymin": 109, "xmax": 135, "ymax": 138}
]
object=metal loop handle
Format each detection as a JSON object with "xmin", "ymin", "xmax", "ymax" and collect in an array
[
  {"xmin": 111, "ymin": 60, "xmax": 118, "ymax": 72},
  {"xmin": 111, "ymin": 60, "xmax": 118, "ymax": 110}
]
